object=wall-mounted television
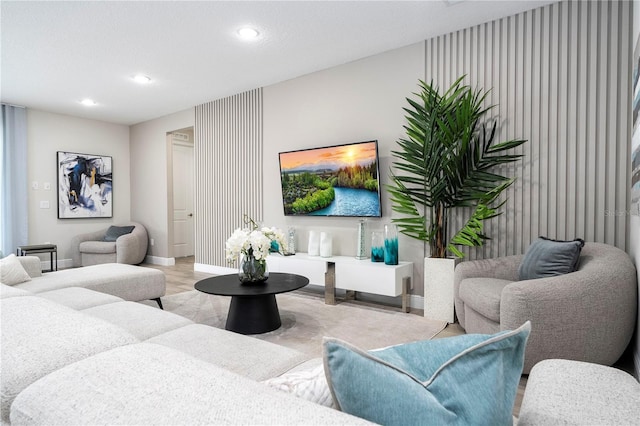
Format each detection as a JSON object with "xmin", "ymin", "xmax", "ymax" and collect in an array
[{"xmin": 278, "ymin": 140, "xmax": 382, "ymax": 217}]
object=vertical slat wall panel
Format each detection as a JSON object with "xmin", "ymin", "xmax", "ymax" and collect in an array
[
  {"xmin": 194, "ymin": 89, "xmax": 263, "ymax": 267},
  {"xmin": 426, "ymin": 0, "xmax": 631, "ymax": 259}
]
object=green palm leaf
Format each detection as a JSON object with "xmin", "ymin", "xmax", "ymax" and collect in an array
[{"xmin": 387, "ymin": 76, "xmax": 527, "ymax": 258}]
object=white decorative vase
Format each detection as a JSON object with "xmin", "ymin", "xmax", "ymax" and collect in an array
[
  {"xmin": 423, "ymin": 257, "xmax": 460, "ymax": 323},
  {"xmin": 320, "ymin": 232, "xmax": 332, "ymax": 257},
  {"xmin": 308, "ymin": 231, "xmax": 320, "ymax": 256}
]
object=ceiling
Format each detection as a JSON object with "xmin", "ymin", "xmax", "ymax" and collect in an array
[{"xmin": 1, "ymin": 1, "xmax": 555, "ymax": 126}]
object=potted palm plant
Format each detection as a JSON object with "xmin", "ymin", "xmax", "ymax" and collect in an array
[{"xmin": 387, "ymin": 76, "xmax": 526, "ymax": 322}]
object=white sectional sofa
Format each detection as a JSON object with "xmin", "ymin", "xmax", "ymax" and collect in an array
[
  {"xmin": 9, "ymin": 255, "xmax": 165, "ymax": 305},
  {"xmin": 2, "ymin": 256, "xmax": 637, "ymax": 424},
  {"xmin": 0, "ymin": 284, "xmax": 367, "ymax": 425}
]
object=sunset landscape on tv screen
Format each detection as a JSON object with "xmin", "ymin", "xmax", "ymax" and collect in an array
[{"xmin": 278, "ymin": 140, "xmax": 382, "ymax": 217}]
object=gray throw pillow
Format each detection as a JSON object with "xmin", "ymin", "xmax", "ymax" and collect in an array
[
  {"xmin": 103, "ymin": 225, "xmax": 135, "ymax": 242},
  {"xmin": 518, "ymin": 237, "xmax": 585, "ymax": 281}
]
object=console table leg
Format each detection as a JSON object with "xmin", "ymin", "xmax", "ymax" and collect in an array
[
  {"xmin": 325, "ymin": 262, "xmax": 336, "ymax": 305},
  {"xmin": 402, "ymin": 277, "xmax": 410, "ymax": 313}
]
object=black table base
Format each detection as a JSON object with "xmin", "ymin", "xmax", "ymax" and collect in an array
[{"xmin": 226, "ymin": 294, "xmax": 281, "ymax": 334}]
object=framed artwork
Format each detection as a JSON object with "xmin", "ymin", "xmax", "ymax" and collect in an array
[{"xmin": 57, "ymin": 151, "xmax": 113, "ymax": 218}]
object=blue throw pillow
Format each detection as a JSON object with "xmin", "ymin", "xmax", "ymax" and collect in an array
[
  {"xmin": 518, "ymin": 237, "xmax": 585, "ymax": 280},
  {"xmin": 323, "ymin": 322, "xmax": 530, "ymax": 426},
  {"xmin": 103, "ymin": 225, "xmax": 135, "ymax": 242}
]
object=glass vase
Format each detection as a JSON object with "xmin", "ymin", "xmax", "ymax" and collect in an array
[
  {"xmin": 238, "ymin": 253, "xmax": 269, "ymax": 283},
  {"xmin": 356, "ymin": 219, "xmax": 367, "ymax": 259},
  {"xmin": 287, "ymin": 227, "xmax": 296, "ymax": 254},
  {"xmin": 371, "ymin": 231, "xmax": 384, "ymax": 262},
  {"xmin": 384, "ymin": 224, "xmax": 399, "ymax": 265}
]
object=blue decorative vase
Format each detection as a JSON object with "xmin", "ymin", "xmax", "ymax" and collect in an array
[
  {"xmin": 371, "ymin": 231, "xmax": 384, "ymax": 262},
  {"xmin": 384, "ymin": 224, "xmax": 399, "ymax": 265}
]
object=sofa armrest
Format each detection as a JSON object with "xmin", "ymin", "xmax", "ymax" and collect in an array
[
  {"xmin": 17, "ymin": 256, "xmax": 42, "ymax": 278},
  {"xmin": 116, "ymin": 224, "xmax": 148, "ymax": 265},
  {"xmin": 455, "ymin": 255, "xmax": 523, "ymax": 282},
  {"xmin": 500, "ymin": 260, "xmax": 637, "ymax": 372},
  {"xmin": 454, "ymin": 254, "xmax": 522, "ymax": 303},
  {"xmin": 70, "ymin": 229, "xmax": 107, "ymax": 267}
]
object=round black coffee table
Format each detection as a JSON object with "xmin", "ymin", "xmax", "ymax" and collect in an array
[{"xmin": 194, "ymin": 273, "xmax": 309, "ymax": 335}]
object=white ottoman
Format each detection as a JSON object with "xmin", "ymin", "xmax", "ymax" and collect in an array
[{"xmin": 518, "ymin": 359, "xmax": 640, "ymax": 425}]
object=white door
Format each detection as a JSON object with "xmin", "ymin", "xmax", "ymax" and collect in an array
[{"xmin": 172, "ymin": 142, "xmax": 194, "ymax": 257}]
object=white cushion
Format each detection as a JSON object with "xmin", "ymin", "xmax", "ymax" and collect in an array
[
  {"xmin": 37, "ymin": 287, "xmax": 123, "ymax": 310},
  {"xmin": 0, "ymin": 283, "xmax": 31, "ymax": 298},
  {"xmin": 0, "ymin": 254, "xmax": 31, "ymax": 285},
  {"xmin": 10, "ymin": 343, "xmax": 369, "ymax": 425},
  {"xmin": 147, "ymin": 324, "xmax": 309, "ymax": 381},
  {"xmin": 0, "ymin": 296, "xmax": 139, "ymax": 423},
  {"xmin": 14, "ymin": 263, "xmax": 165, "ymax": 302},
  {"xmin": 262, "ymin": 363, "xmax": 335, "ymax": 408},
  {"xmin": 82, "ymin": 301, "xmax": 192, "ymax": 340}
]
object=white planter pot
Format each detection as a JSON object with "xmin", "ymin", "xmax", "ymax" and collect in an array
[{"xmin": 423, "ymin": 257, "xmax": 460, "ymax": 323}]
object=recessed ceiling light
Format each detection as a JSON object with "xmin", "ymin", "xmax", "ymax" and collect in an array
[
  {"xmin": 133, "ymin": 74, "xmax": 152, "ymax": 84},
  {"xmin": 237, "ymin": 27, "xmax": 259, "ymax": 40},
  {"xmin": 80, "ymin": 99, "xmax": 97, "ymax": 106}
]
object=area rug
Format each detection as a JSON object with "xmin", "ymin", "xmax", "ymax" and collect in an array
[{"xmin": 150, "ymin": 290, "xmax": 448, "ymax": 357}]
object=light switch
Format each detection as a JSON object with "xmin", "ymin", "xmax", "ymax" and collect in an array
[
  {"xmin": 39, "ymin": 201, "xmax": 50, "ymax": 209},
  {"xmin": 43, "ymin": 182, "xmax": 51, "ymax": 190},
  {"xmin": 32, "ymin": 182, "xmax": 39, "ymax": 190}
]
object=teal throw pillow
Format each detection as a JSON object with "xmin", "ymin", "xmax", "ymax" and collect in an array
[
  {"xmin": 518, "ymin": 236, "xmax": 585, "ymax": 280},
  {"xmin": 323, "ymin": 322, "xmax": 530, "ymax": 426},
  {"xmin": 103, "ymin": 225, "xmax": 135, "ymax": 242}
]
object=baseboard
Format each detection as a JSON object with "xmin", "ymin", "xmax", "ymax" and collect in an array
[
  {"xmin": 42, "ymin": 257, "xmax": 176, "ymax": 269},
  {"xmin": 345, "ymin": 291, "xmax": 425, "ymax": 310},
  {"xmin": 410, "ymin": 294, "xmax": 425, "ymax": 310},
  {"xmin": 144, "ymin": 256, "xmax": 175, "ymax": 266},
  {"xmin": 41, "ymin": 258, "xmax": 73, "ymax": 271},
  {"xmin": 194, "ymin": 263, "xmax": 235, "ymax": 275}
]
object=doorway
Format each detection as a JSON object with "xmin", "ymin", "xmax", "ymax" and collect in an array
[{"xmin": 169, "ymin": 128, "xmax": 194, "ymax": 258}]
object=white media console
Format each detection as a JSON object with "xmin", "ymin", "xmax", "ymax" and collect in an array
[{"xmin": 267, "ymin": 253, "xmax": 413, "ymax": 312}]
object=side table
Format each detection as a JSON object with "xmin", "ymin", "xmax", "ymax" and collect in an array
[{"xmin": 17, "ymin": 244, "xmax": 58, "ymax": 272}]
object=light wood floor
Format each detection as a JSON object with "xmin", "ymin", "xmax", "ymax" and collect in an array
[
  {"xmin": 142, "ymin": 256, "xmax": 214, "ymax": 295},
  {"xmin": 141, "ymin": 256, "xmax": 527, "ymax": 417}
]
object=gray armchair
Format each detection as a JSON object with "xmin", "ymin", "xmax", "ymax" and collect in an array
[
  {"xmin": 454, "ymin": 242, "xmax": 638, "ymax": 374},
  {"xmin": 70, "ymin": 222, "xmax": 149, "ymax": 267}
]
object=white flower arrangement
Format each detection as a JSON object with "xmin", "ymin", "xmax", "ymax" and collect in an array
[{"xmin": 225, "ymin": 217, "xmax": 287, "ymax": 263}]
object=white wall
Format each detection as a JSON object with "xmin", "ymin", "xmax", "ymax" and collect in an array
[
  {"xmin": 263, "ymin": 42, "xmax": 427, "ymax": 294},
  {"xmin": 26, "ymin": 109, "xmax": 130, "ymax": 265},
  {"xmin": 129, "ymin": 108, "xmax": 194, "ymax": 262}
]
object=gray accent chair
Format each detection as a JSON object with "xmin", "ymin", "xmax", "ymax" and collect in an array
[
  {"xmin": 454, "ymin": 242, "xmax": 638, "ymax": 374},
  {"xmin": 70, "ymin": 222, "xmax": 149, "ymax": 267}
]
